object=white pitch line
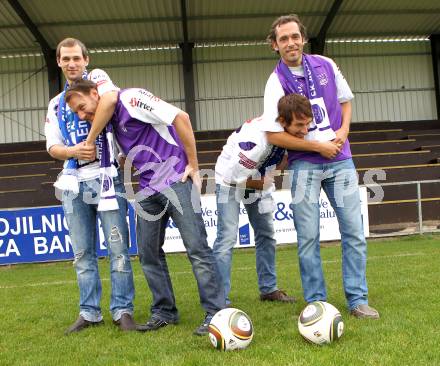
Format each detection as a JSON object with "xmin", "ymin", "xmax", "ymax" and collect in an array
[
  {"xmin": 319, "ymin": 252, "xmax": 427, "ymax": 264},
  {"xmin": 0, "ymin": 252, "xmax": 427, "ymax": 290}
]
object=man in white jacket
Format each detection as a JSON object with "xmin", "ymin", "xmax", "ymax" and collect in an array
[
  {"xmin": 45, "ymin": 38, "xmax": 137, "ymax": 334},
  {"xmin": 213, "ymin": 93, "xmax": 330, "ymax": 306}
]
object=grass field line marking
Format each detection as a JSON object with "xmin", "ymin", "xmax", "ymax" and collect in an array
[
  {"xmin": 319, "ymin": 252, "xmax": 426, "ymax": 264},
  {"xmin": 0, "ymin": 279, "xmax": 78, "ymax": 289},
  {"xmin": 0, "ymin": 252, "xmax": 427, "ymax": 290},
  {"xmin": 231, "ymin": 252, "xmax": 427, "ymax": 267}
]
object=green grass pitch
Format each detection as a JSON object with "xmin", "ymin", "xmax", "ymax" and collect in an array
[{"xmin": 1, "ymin": 234, "xmax": 439, "ymax": 365}]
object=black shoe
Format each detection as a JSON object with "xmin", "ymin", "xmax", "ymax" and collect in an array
[
  {"xmin": 193, "ymin": 313, "xmax": 213, "ymax": 336},
  {"xmin": 65, "ymin": 315, "xmax": 104, "ymax": 335},
  {"xmin": 113, "ymin": 313, "xmax": 139, "ymax": 331},
  {"xmin": 137, "ymin": 317, "xmax": 171, "ymax": 332}
]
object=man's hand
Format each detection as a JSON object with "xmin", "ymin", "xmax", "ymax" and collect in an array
[
  {"xmin": 333, "ymin": 127, "xmax": 349, "ymax": 146},
  {"xmin": 317, "ymin": 141, "xmax": 341, "ymax": 159},
  {"xmin": 118, "ymin": 155, "xmax": 126, "ymax": 170},
  {"xmin": 181, "ymin": 164, "xmax": 201, "ymax": 193},
  {"xmin": 69, "ymin": 141, "xmax": 96, "ymax": 161}
]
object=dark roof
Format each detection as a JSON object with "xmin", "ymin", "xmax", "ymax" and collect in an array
[{"xmin": 1, "ymin": 0, "xmax": 439, "ymax": 55}]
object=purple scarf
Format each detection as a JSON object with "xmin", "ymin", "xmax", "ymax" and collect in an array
[
  {"xmin": 273, "ymin": 54, "xmax": 352, "ymax": 163},
  {"xmin": 275, "ymin": 54, "xmax": 320, "ymax": 99},
  {"xmin": 274, "ymin": 55, "xmax": 336, "ymax": 138},
  {"xmin": 96, "ymin": 124, "xmax": 119, "ymax": 211}
]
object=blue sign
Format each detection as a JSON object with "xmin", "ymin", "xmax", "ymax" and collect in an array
[
  {"xmin": 239, "ymin": 224, "xmax": 250, "ymax": 245},
  {"xmin": 0, "ymin": 205, "xmax": 137, "ymax": 265}
]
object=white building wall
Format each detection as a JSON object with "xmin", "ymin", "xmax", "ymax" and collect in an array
[
  {"xmin": 194, "ymin": 43, "xmax": 277, "ymax": 130},
  {"xmin": 0, "ymin": 54, "xmax": 48, "ymax": 143},
  {"xmin": 0, "ymin": 48, "xmax": 184, "ymax": 144},
  {"xmin": 194, "ymin": 41, "xmax": 437, "ymax": 130},
  {"xmin": 326, "ymin": 41, "xmax": 436, "ymax": 122},
  {"xmin": 91, "ymin": 48, "xmax": 184, "ymax": 108},
  {"xmin": 0, "ymin": 41, "xmax": 437, "ymax": 143}
]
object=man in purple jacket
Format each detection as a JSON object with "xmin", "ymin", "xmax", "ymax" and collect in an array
[
  {"xmin": 263, "ymin": 14, "xmax": 379, "ymax": 319},
  {"xmin": 65, "ymin": 79, "xmax": 225, "ymax": 335}
]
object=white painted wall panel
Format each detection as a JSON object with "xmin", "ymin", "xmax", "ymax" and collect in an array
[
  {"xmin": 351, "ymin": 91, "xmax": 436, "ymax": 122},
  {"xmin": 327, "ymin": 41, "xmax": 436, "ymax": 122},
  {"xmin": 99, "ymin": 65, "xmax": 183, "ymax": 105},
  {"xmin": 194, "ymin": 44, "xmax": 277, "ymax": 129},
  {"xmin": 194, "ymin": 41, "xmax": 437, "ymax": 129},
  {"xmin": 196, "ymin": 97, "xmax": 264, "ymax": 131},
  {"xmin": 195, "ymin": 60, "xmax": 272, "ymax": 129},
  {"xmin": 0, "ymin": 55, "xmax": 48, "ymax": 143},
  {"xmin": 0, "ymin": 49, "xmax": 184, "ymax": 143},
  {"xmin": 91, "ymin": 48, "xmax": 184, "ymax": 104},
  {"xmin": 0, "ymin": 41, "xmax": 437, "ymax": 142}
]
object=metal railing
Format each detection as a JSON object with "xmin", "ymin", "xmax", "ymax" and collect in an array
[{"xmin": 362, "ymin": 179, "xmax": 440, "ymax": 237}]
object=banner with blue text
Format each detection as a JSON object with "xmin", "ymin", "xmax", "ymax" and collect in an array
[
  {"xmin": 0, "ymin": 189, "xmax": 368, "ymax": 265},
  {"xmin": 0, "ymin": 205, "xmax": 137, "ymax": 265}
]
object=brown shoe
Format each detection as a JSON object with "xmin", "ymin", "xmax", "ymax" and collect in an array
[
  {"xmin": 350, "ymin": 304, "xmax": 380, "ymax": 319},
  {"xmin": 113, "ymin": 313, "xmax": 138, "ymax": 331},
  {"xmin": 260, "ymin": 289, "xmax": 296, "ymax": 303},
  {"xmin": 65, "ymin": 315, "xmax": 104, "ymax": 335}
]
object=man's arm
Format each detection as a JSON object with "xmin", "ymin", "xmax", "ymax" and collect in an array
[
  {"xmin": 243, "ymin": 178, "xmax": 266, "ymax": 190},
  {"xmin": 85, "ymin": 91, "xmax": 118, "ymax": 145},
  {"xmin": 172, "ymin": 111, "xmax": 201, "ymax": 187},
  {"xmin": 324, "ymin": 55, "xmax": 353, "ymax": 145},
  {"xmin": 333, "ymin": 101, "xmax": 352, "ymax": 145},
  {"xmin": 48, "ymin": 92, "xmax": 117, "ymax": 162},
  {"xmin": 244, "ymin": 172, "xmax": 278, "ymax": 191},
  {"xmin": 266, "ymin": 132, "xmax": 341, "ymax": 159},
  {"xmin": 45, "ymin": 96, "xmax": 96, "ymax": 161},
  {"xmin": 263, "ymin": 72, "xmax": 342, "ymax": 159},
  {"xmin": 48, "ymin": 142, "xmax": 96, "ymax": 161}
]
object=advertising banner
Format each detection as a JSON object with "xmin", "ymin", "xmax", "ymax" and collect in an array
[
  {"xmin": 0, "ymin": 205, "xmax": 137, "ymax": 265},
  {"xmin": 162, "ymin": 188, "xmax": 369, "ymax": 252},
  {"xmin": 0, "ymin": 188, "xmax": 368, "ymax": 265}
]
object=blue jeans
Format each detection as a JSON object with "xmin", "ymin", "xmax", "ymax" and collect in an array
[
  {"xmin": 136, "ymin": 180, "xmax": 225, "ymax": 323},
  {"xmin": 62, "ymin": 174, "xmax": 135, "ymax": 322},
  {"xmin": 212, "ymin": 184, "xmax": 278, "ymax": 304},
  {"xmin": 289, "ymin": 158, "xmax": 368, "ymax": 310}
]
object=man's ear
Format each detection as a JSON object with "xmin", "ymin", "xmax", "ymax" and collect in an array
[
  {"xmin": 272, "ymin": 40, "xmax": 279, "ymax": 52},
  {"xmin": 278, "ymin": 116, "xmax": 286, "ymax": 128},
  {"xmin": 90, "ymin": 88, "xmax": 99, "ymax": 99},
  {"xmin": 84, "ymin": 56, "xmax": 89, "ymax": 67}
]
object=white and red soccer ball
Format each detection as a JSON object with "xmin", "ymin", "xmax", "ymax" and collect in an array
[
  {"xmin": 208, "ymin": 308, "xmax": 254, "ymax": 351},
  {"xmin": 298, "ymin": 301, "xmax": 344, "ymax": 345}
]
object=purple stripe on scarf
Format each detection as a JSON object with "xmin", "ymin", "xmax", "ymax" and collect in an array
[{"xmin": 274, "ymin": 55, "xmax": 321, "ymax": 99}]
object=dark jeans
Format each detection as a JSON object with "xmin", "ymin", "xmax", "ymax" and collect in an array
[{"xmin": 136, "ymin": 180, "xmax": 225, "ymax": 322}]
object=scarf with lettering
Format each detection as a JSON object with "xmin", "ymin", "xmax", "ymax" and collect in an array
[
  {"xmin": 54, "ymin": 73, "xmax": 119, "ymax": 211},
  {"xmin": 274, "ymin": 54, "xmax": 335, "ymax": 141},
  {"xmin": 274, "ymin": 54, "xmax": 320, "ymax": 98}
]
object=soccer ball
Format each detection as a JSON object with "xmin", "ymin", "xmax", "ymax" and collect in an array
[
  {"xmin": 298, "ymin": 301, "xmax": 344, "ymax": 345},
  {"xmin": 208, "ymin": 308, "xmax": 254, "ymax": 351}
]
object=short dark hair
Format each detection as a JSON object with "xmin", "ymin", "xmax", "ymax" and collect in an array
[
  {"xmin": 276, "ymin": 93, "xmax": 312, "ymax": 126},
  {"xmin": 56, "ymin": 38, "xmax": 88, "ymax": 60},
  {"xmin": 266, "ymin": 14, "xmax": 307, "ymax": 45},
  {"xmin": 65, "ymin": 79, "xmax": 97, "ymax": 103}
]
